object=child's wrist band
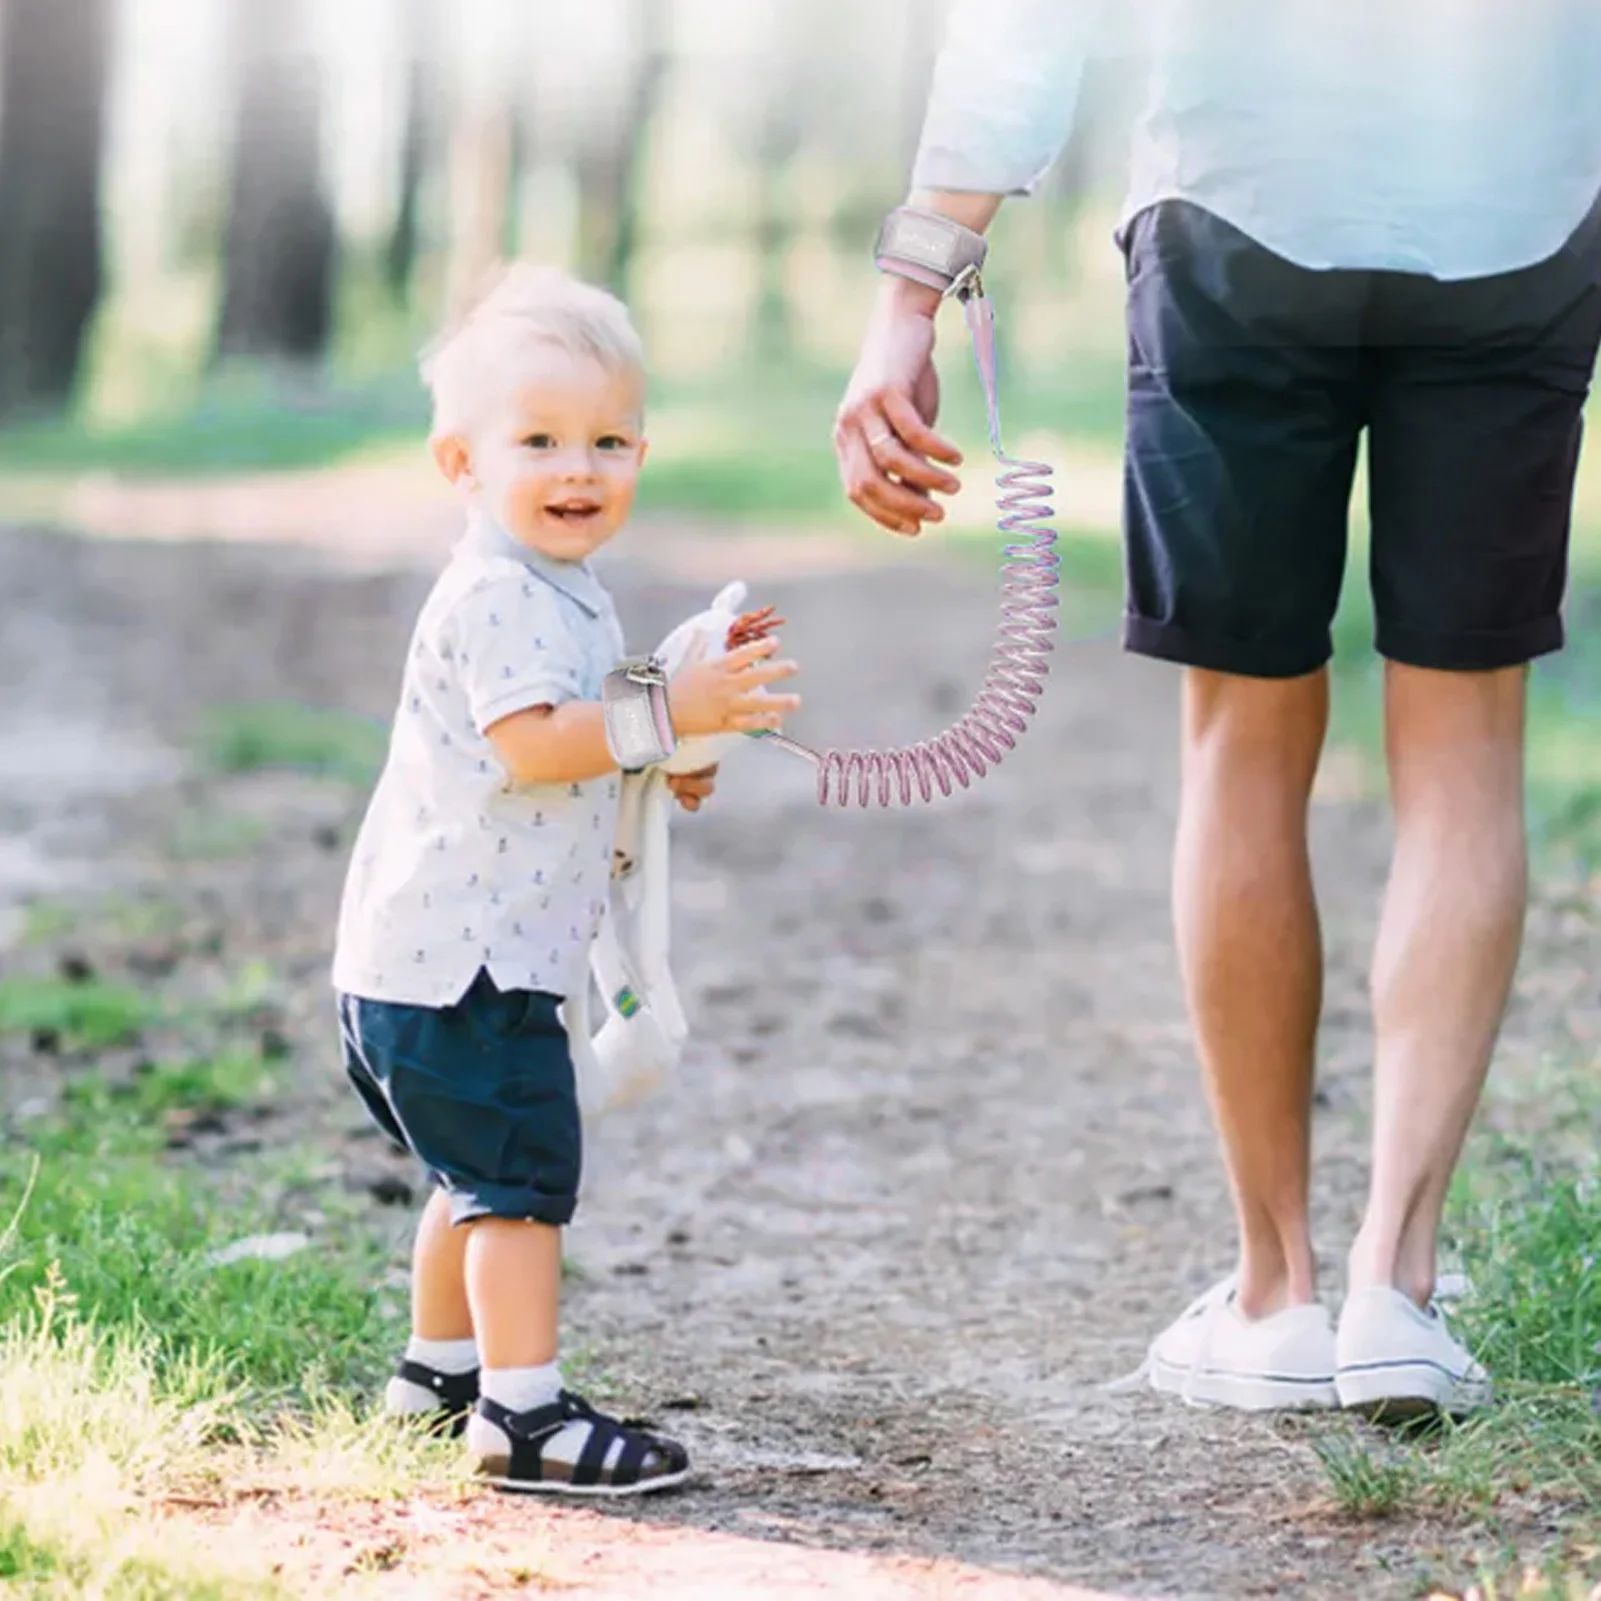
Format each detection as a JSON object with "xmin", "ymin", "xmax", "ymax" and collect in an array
[{"xmin": 602, "ymin": 655, "xmax": 677, "ymax": 771}]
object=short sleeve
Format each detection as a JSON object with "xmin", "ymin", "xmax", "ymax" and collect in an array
[{"xmin": 447, "ymin": 571, "xmax": 585, "ymax": 733}]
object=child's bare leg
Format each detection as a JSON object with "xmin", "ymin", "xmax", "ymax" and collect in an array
[
  {"xmin": 462, "ymin": 1215, "xmax": 683, "ymax": 1486},
  {"xmin": 465, "ymin": 1217, "xmax": 561, "ymax": 1366},
  {"xmin": 463, "ymin": 1217, "xmax": 568, "ymax": 1435},
  {"xmin": 414, "ymin": 1186, "xmax": 473, "ymax": 1339},
  {"xmin": 383, "ymin": 1187, "xmax": 479, "ymax": 1420}
]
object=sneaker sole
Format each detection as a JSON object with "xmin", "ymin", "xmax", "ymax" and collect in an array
[
  {"xmin": 478, "ymin": 1466, "xmax": 693, "ymax": 1498},
  {"xmin": 1336, "ymin": 1361, "xmax": 1488, "ymax": 1420},
  {"xmin": 1150, "ymin": 1354, "xmax": 1336, "ymax": 1411}
]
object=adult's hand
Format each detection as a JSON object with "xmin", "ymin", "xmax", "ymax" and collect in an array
[{"xmin": 833, "ymin": 278, "xmax": 965, "ymax": 538}]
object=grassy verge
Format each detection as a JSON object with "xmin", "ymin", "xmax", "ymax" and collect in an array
[
  {"xmin": 0, "ymin": 343, "xmax": 1128, "ymax": 534},
  {"xmin": 0, "ymin": 972, "xmax": 462, "ymax": 1596},
  {"xmin": 1310, "ymin": 1088, "xmax": 1601, "ymax": 1594},
  {"xmin": 1312, "ymin": 547, "xmax": 1601, "ymax": 1589}
]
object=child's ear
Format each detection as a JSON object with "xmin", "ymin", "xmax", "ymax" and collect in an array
[
  {"xmin": 637, "ymin": 436, "xmax": 649, "ymax": 468},
  {"xmin": 432, "ymin": 433, "xmax": 473, "ymax": 485}
]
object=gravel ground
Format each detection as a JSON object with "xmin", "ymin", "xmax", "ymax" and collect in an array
[{"xmin": 2, "ymin": 509, "xmax": 1595, "ymax": 1600}]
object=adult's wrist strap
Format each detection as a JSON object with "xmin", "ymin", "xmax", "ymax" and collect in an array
[{"xmin": 874, "ymin": 205, "xmax": 988, "ymax": 298}]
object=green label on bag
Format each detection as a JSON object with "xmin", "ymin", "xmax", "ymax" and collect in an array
[{"xmin": 614, "ymin": 986, "xmax": 641, "ymax": 1017}]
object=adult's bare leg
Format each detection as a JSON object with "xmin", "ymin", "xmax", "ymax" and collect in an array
[
  {"xmin": 1172, "ymin": 667, "xmax": 1330, "ymax": 1318},
  {"xmin": 1347, "ymin": 662, "xmax": 1529, "ymax": 1306}
]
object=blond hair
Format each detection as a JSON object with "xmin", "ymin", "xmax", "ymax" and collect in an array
[{"xmin": 420, "ymin": 262, "xmax": 646, "ymax": 439}]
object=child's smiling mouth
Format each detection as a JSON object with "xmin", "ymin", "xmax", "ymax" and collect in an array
[{"xmin": 546, "ymin": 499, "xmax": 603, "ymax": 523}]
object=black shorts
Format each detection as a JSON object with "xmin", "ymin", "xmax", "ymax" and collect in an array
[
  {"xmin": 1119, "ymin": 195, "xmax": 1601, "ymax": 677},
  {"xmin": 337, "ymin": 969, "xmax": 581, "ymax": 1227}
]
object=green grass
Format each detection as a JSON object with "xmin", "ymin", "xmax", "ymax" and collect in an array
[
  {"xmin": 0, "ymin": 1008, "xmax": 459, "ymax": 1595},
  {"xmin": 0, "ymin": 977, "xmax": 164, "ymax": 1052},
  {"xmin": 1454, "ymin": 1164, "xmax": 1601, "ymax": 1399},
  {"xmin": 1312, "ymin": 1430, "xmax": 1415, "ymax": 1518},
  {"xmin": 1, "ymin": 1047, "xmax": 399, "ymax": 1402},
  {"xmin": 0, "ymin": 931, "xmax": 612, "ymax": 1594},
  {"xmin": 0, "ymin": 380, "xmax": 424, "ymax": 480},
  {"xmin": 1311, "ymin": 1076, "xmax": 1601, "ymax": 1583},
  {"xmin": 197, "ymin": 702, "xmax": 388, "ymax": 787},
  {"xmin": 0, "ymin": 1289, "xmax": 456, "ymax": 1597},
  {"xmin": 0, "ymin": 347, "xmax": 1128, "ymax": 525}
]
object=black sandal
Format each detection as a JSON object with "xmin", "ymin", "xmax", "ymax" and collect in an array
[
  {"xmin": 472, "ymin": 1389, "xmax": 690, "ymax": 1496},
  {"xmin": 389, "ymin": 1359, "xmax": 480, "ymax": 1437}
]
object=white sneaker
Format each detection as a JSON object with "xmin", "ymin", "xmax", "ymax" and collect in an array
[
  {"xmin": 1335, "ymin": 1285, "xmax": 1492, "ymax": 1418},
  {"xmin": 1135, "ymin": 1277, "xmax": 1338, "ymax": 1411}
]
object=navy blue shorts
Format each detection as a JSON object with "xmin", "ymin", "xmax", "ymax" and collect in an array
[
  {"xmin": 1119, "ymin": 194, "xmax": 1601, "ymax": 678},
  {"xmin": 337, "ymin": 970, "xmax": 581, "ymax": 1227}
]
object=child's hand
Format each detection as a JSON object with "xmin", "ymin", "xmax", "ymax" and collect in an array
[
  {"xmin": 669, "ymin": 636, "xmax": 800, "ymax": 737},
  {"xmin": 665, "ymin": 765, "xmax": 717, "ymax": 811}
]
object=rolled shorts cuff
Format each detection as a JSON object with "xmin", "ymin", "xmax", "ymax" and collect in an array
[
  {"xmin": 1375, "ymin": 615, "xmax": 1564, "ymax": 671},
  {"xmin": 445, "ymin": 1178, "xmax": 577, "ymax": 1228},
  {"xmin": 1122, "ymin": 615, "xmax": 1334, "ymax": 679}
]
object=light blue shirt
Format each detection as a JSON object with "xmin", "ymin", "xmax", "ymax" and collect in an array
[{"xmin": 912, "ymin": 0, "xmax": 1601, "ymax": 280}]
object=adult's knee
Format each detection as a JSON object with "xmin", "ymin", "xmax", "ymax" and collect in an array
[
  {"xmin": 1181, "ymin": 666, "xmax": 1330, "ymax": 795},
  {"xmin": 1383, "ymin": 662, "xmax": 1528, "ymax": 816}
]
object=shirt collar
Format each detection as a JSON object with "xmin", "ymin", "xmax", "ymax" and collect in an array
[{"xmin": 460, "ymin": 502, "xmax": 609, "ymax": 617}]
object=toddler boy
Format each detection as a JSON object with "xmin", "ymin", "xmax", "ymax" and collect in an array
[{"xmin": 331, "ymin": 263, "xmax": 800, "ymax": 1494}]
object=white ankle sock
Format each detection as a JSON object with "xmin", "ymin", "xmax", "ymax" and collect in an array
[
  {"xmin": 405, "ymin": 1335, "xmax": 479, "ymax": 1374},
  {"xmin": 480, "ymin": 1362, "xmax": 563, "ymax": 1412},
  {"xmin": 383, "ymin": 1335, "xmax": 479, "ymax": 1417},
  {"xmin": 472, "ymin": 1362, "xmax": 614, "ymax": 1471}
]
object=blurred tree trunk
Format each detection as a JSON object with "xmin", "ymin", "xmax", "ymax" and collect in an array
[
  {"xmin": 0, "ymin": 0, "xmax": 111, "ymax": 421},
  {"xmin": 443, "ymin": 102, "xmax": 517, "ymax": 317},
  {"xmin": 385, "ymin": 0, "xmax": 439, "ymax": 303},
  {"xmin": 212, "ymin": 0, "xmax": 336, "ymax": 367},
  {"xmin": 575, "ymin": 0, "xmax": 669, "ymax": 300},
  {"xmin": 749, "ymin": 114, "xmax": 801, "ymax": 362}
]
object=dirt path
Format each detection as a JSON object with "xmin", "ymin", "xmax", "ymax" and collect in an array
[{"xmin": 1, "ymin": 508, "xmax": 1596, "ymax": 1600}]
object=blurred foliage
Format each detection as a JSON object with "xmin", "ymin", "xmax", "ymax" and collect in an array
[{"xmin": 0, "ymin": 0, "xmax": 1596, "ymax": 843}]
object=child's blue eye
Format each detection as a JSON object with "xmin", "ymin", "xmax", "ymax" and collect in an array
[
  {"xmin": 597, "ymin": 436, "xmax": 629, "ymax": 450},
  {"xmin": 524, "ymin": 434, "xmax": 555, "ymax": 449}
]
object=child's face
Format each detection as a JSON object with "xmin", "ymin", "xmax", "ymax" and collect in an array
[{"xmin": 463, "ymin": 348, "xmax": 647, "ymax": 562}]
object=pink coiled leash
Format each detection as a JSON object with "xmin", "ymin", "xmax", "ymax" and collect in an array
[{"xmin": 754, "ymin": 281, "xmax": 1060, "ymax": 807}]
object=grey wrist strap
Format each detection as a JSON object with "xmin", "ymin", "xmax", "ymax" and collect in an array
[
  {"xmin": 874, "ymin": 205, "xmax": 988, "ymax": 298},
  {"xmin": 602, "ymin": 655, "xmax": 676, "ymax": 772}
]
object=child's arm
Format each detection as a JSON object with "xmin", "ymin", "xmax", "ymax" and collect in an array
[
  {"xmin": 485, "ymin": 636, "xmax": 801, "ymax": 788},
  {"xmin": 484, "ymin": 700, "xmax": 617, "ymax": 786}
]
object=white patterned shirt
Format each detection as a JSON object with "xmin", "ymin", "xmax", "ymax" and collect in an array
[{"xmin": 331, "ymin": 505, "xmax": 625, "ymax": 1006}]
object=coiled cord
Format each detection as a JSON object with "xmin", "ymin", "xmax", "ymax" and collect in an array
[{"xmin": 756, "ymin": 286, "xmax": 1061, "ymax": 807}]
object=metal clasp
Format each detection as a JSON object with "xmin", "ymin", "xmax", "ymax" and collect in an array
[
  {"xmin": 622, "ymin": 654, "xmax": 668, "ymax": 688},
  {"xmin": 946, "ymin": 263, "xmax": 984, "ymax": 302}
]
